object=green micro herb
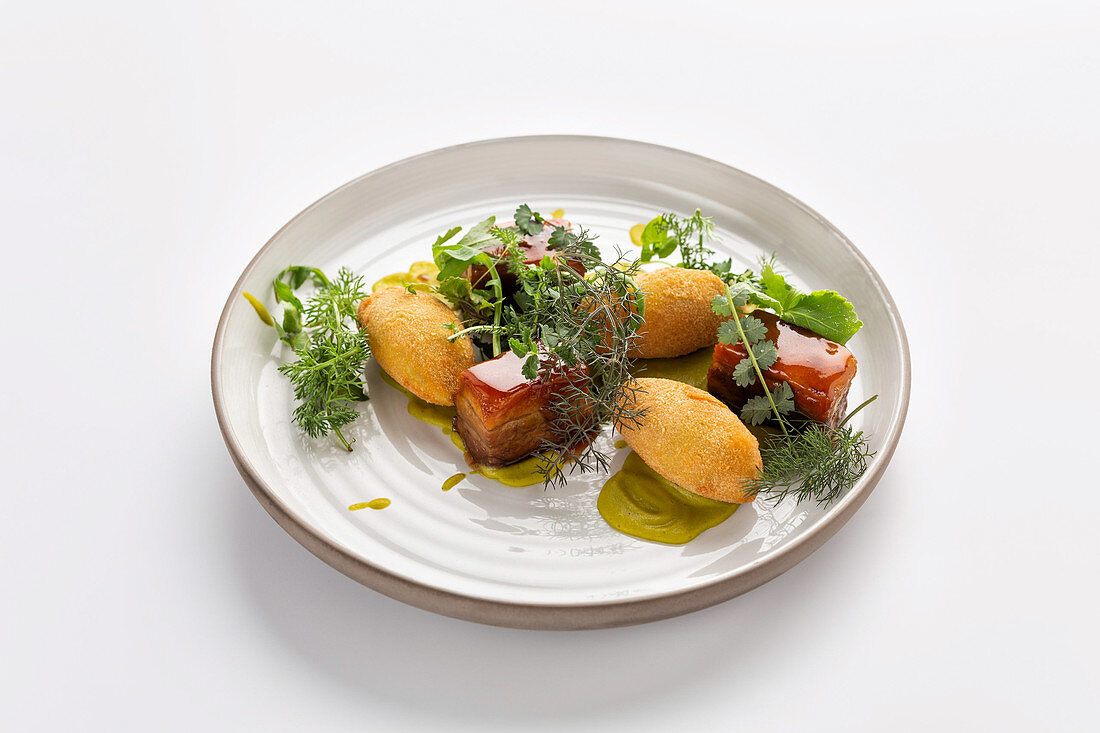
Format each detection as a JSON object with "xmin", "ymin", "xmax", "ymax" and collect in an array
[
  {"xmin": 712, "ymin": 280, "xmax": 875, "ymax": 505},
  {"xmin": 432, "ymin": 206, "xmax": 648, "ymax": 487},
  {"xmin": 643, "ymin": 209, "xmax": 864, "ymax": 345},
  {"xmin": 514, "ymin": 203, "xmax": 544, "ymax": 236},
  {"xmin": 244, "ymin": 266, "xmax": 371, "ymax": 451},
  {"xmin": 747, "ymin": 263, "xmax": 863, "ymax": 345}
]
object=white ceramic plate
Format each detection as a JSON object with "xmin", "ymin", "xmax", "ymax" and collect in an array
[{"xmin": 212, "ymin": 136, "xmax": 910, "ymax": 629}]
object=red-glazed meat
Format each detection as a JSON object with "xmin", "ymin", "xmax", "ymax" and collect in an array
[
  {"xmin": 453, "ymin": 350, "xmax": 590, "ymax": 466},
  {"xmin": 465, "ymin": 219, "xmax": 585, "ymax": 291},
  {"xmin": 707, "ymin": 310, "xmax": 857, "ymax": 428}
]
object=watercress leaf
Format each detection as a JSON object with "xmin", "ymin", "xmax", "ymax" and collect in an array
[
  {"xmin": 433, "ymin": 226, "xmax": 462, "ymax": 247},
  {"xmin": 656, "ymin": 238, "xmax": 679, "ymax": 258},
  {"xmin": 433, "ymin": 217, "xmax": 497, "ymax": 277},
  {"xmin": 778, "ymin": 290, "xmax": 864, "ymax": 344},
  {"xmin": 758, "ymin": 264, "xmax": 803, "ymax": 312},
  {"xmin": 716, "ymin": 319, "xmax": 741, "ymax": 345},
  {"xmin": 739, "ymin": 315, "xmax": 767, "ymax": 344},
  {"xmin": 640, "ymin": 216, "xmax": 669, "ymax": 247},
  {"xmin": 288, "ymin": 330, "xmax": 310, "ymax": 351},
  {"xmin": 272, "ymin": 279, "xmax": 303, "ymax": 311},
  {"xmin": 732, "ymin": 357, "xmax": 756, "ymax": 387}
]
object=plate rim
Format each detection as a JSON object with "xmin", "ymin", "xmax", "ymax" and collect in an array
[{"xmin": 211, "ymin": 134, "xmax": 911, "ymax": 630}]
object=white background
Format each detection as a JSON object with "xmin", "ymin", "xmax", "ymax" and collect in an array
[{"xmin": 2, "ymin": 1, "xmax": 1097, "ymax": 731}]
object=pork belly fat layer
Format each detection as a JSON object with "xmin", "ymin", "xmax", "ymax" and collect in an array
[
  {"xmin": 453, "ymin": 350, "xmax": 587, "ymax": 467},
  {"xmin": 706, "ymin": 311, "xmax": 857, "ymax": 428}
]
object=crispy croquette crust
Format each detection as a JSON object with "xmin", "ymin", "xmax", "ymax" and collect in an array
[
  {"xmin": 632, "ymin": 268, "xmax": 728, "ymax": 359},
  {"xmin": 357, "ymin": 289, "xmax": 475, "ymax": 406},
  {"xmin": 618, "ymin": 377, "xmax": 762, "ymax": 503}
]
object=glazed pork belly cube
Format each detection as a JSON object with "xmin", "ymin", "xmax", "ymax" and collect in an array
[
  {"xmin": 707, "ymin": 310, "xmax": 857, "ymax": 428},
  {"xmin": 465, "ymin": 219, "xmax": 586, "ymax": 292},
  {"xmin": 453, "ymin": 349, "xmax": 589, "ymax": 466}
]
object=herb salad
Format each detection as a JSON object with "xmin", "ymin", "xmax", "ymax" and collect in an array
[{"xmin": 243, "ymin": 204, "xmax": 876, "ymax": 544}]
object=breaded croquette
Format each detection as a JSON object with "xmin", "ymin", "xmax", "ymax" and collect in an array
[
  {"xmin": 617, "ymin": 377, "xmax": 761, "ymax": 503},
  {"xmin": 357, "ymin": 289, "xmax": 475, "ymax": 406},
  {"xmin": 631, "ymin": 268, "xmax": 727, "ymax": 359}
]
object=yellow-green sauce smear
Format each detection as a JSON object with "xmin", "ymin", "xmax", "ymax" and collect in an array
[
  {"xmin": 630, "ymin": 346, "xmax": 714, "ymax": 390},
  {"xmin": 448, "ymin": 430, "xmax": 556, "ymax": 487},
  {"xmin": 441, "ymin": 472, "xmax": 466, "ymax": 491},
  {"xmin": 349, "ymin": 498, "xmax": 391, "ymax": 511},
  {"xmin": 614, "ymin": 439, "xmax": 628, "ymax": 449},
  {"xmin": 371, "ymin": 261, "xmax": 440, "ymax": 293},
  {"xmin": 378, "ymin": 370, "xmax": 455, "ymax": 433},
  {"xmin": 599, "ymin": 452, "xmax": 738, "ymax": 544}
]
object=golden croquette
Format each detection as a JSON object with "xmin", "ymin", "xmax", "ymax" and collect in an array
[
  {"xmin": 631, "ymin": 268, "xmax": 728, "ymax": 359},
  {"xmin": 357, "ymin": 289, "xmax": 475, "ymax": 406},
  {"xmin": 617, "ymin": 377, "xmax": 762, "ymax": 503}
]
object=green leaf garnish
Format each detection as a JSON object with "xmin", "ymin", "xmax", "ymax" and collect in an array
[
  {"xmin": 433, "ymin": 216, "xmax": 497, "ymax": 280},
  {"xmin": 749, "ymin": 264, "xmax": 863, "ymax": 344},
  {"xmin": 738, "ymin": 315, "xmax": 767, "ymax": 344},
  {"xmin": 514, "ymin": 204, "xmax": 544, "ymax": 236}
]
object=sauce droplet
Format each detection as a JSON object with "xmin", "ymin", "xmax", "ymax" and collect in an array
[
  {"xmin": 349, "ymin": 498, "xmax": 391, "ymax": 511},
  {"xmin": 614, "ymin": 439, "xmax": 628, "ymax": 449},
  {"xmin": 549, "ymin": 208, "xmax": 565, "ymax": 219},
  {"xmin": 442, "ymin": 473, "xmax": 466, "ymax": 491},
  {"xmin": 598, "ymin": 452, "xmax": 738, "ymax": 544}
]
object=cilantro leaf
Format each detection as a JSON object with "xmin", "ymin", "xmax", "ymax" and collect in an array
[
  {"xmin": 753, "ymin": 339, "xmax": 779, "ymax": 371},
  {"xmin": 732, "ymin": 358, "xmax": 756, "ymax": 387},
  {"xmin": 514, "ymin": 204, "xmax": 543, "ymax": 236},
  {"xmin": 771, "ymin": 381, "xmax": 796, "ymax": 415},
  {"xmin": 741, "ymin": 396, "xmax": 773, "ymax": 425},
  {"xmin": 741, "ymin": 381, "xmax": 795, "ymax": 425},
  {"xmin": 711, "ymin": 294, "xmax": 733, "ymax": 317},
  {"xmin": 716, "ymin": 319, "xmax": 740, "ymax": 345},
  {"xmin": 548, "ymin": 225, "xmax": 572, "ymax": 249},
  {"xmin": 738, "ymin": 315, "xmax": 767, "ymax": 344}
]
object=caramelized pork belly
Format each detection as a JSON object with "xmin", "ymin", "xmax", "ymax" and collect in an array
[
  {"xmin": 453, "ymin": 350, "xmax": 590, "ymax": 466},
  {"xmin": 465, "ymin": 219, "xmax": 585, "ymax": 291},
  {"xmin": 707, "ymin": 311, "xmax": 857, "ymax": 428}
]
